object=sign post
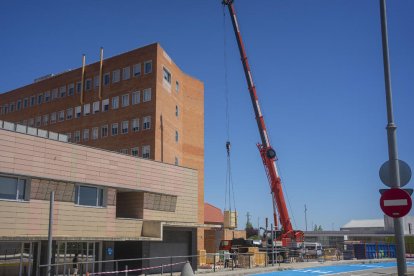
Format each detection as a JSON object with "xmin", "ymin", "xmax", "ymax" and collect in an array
[{"xmin": 378, "ymin": 0, "xmax": 411, "ymax": 275}]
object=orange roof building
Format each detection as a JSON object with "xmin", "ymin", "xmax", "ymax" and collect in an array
[{"xmin": 204, "ymin": 203, "xmax": 224, "ymax": 225}]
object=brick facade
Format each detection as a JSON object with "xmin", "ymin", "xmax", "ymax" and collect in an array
[{"xmin": 0, "ymin": 43, "xmax": 205, "ymax": 248}]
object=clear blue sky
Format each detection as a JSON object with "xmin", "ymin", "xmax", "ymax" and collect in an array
[{"xmin": 1, "ymin": 1, "xmax": 414, "ymax": 231}]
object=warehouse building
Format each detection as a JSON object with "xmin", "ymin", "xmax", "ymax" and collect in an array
[{"xmin": 305, "ymin": 216, "xmax": 414, "ymax": 248}]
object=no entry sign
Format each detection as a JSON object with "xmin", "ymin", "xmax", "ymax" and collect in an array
[{"xmin": 380, "ymin": 188, "xmax": 412, "ymax": 218}]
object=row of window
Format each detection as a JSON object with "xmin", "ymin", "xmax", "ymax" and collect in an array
[
  {"xmin": 67, "ymin": 116, "xmax": 152, "ymax": 142},
  {"xmin": 0, "ymin": 60, "xmax": 154, "ymax": 115},
  {"xmin": 0, "ymin": 174, "xmax": 106, "ymax": 207},
  {"xmin": 20, "ymin": 90, "xmax": 151, "ymax": 128},
  {"xmin": 119, "ymin": 146, "xmax": 151, "ymax": 159}
]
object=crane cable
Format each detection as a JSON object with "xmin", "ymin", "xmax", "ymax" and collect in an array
[{"xmin": 223, "ymin": 5, "xmax": 236, "ymax": 214}]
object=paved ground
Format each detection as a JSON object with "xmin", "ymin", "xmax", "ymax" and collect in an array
[{"xmin": 193, "ymin": 259, "xmax": 414, "ymax": 276}]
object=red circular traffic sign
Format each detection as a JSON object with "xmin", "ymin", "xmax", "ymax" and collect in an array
[{"xmin": 380, "ymin": 188, "xmax": 412, "ymax": 218}]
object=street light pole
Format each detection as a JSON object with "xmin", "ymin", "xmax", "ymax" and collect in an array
[{"xmin": 379, "ymin": 1, "xmax": 407, "ymax": 275}]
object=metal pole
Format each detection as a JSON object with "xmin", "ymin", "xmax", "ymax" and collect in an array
[
  {"xmin": 271, "ymin": 223, "xmax": 274, "ymax": 266},
  {"xmin": 379, "ymin": 1, "xmax": 407, "ymax": 275},
  {"xmin": 304, "ymin": 205, "xmax": 308, "ymax": 232},
  {"xmin": 47, "ymin": 191, "xmax": 54, "ymax": 276}
]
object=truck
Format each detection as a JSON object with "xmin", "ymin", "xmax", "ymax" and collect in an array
[{"xmin": 222, "ymin": 0, "xmax": 304, "ymax": 261}]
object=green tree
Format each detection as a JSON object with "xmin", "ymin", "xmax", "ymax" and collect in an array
[{"xmin": 317, "ymin": 225, "xmax": 323, "ymax": 231}]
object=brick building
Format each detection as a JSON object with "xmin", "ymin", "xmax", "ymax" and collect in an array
[{"xmin": 0, "ymin": 42, "xmax": 205, "ymax": 253}]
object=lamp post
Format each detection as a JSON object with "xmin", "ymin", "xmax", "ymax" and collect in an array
[{"xmin": 379, "ymin": 1, "xmax": 407, "ymax": 275}]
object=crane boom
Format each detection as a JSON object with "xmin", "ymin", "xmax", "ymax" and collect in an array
[{"xmin": 222, "ymin": 0, "xmax": 303, "ymax": 244}]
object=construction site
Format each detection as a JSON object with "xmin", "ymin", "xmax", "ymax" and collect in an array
[{"xmin": 0, "ymin": 0, "xmax": 413, "ymax": 275}]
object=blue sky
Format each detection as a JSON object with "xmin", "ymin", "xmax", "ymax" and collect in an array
[{"xmin": 1, "ymin": 1, "xmax": 414, "ymax": 232}]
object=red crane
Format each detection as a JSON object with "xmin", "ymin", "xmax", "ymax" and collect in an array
[{"xmin": 222, "ymin": 0, "xmax": 303, "ymax": 246}]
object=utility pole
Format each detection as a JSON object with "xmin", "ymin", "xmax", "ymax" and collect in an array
[
  {"xmin": 379, "ymin": 1, "xmax": 407, "ymax": 275},
  {"xmin": 304, "ymin": 205, "xmax": 308, "ymax": 232}
]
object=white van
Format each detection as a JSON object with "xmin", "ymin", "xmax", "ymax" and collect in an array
[{"xmin": 303, "ymin": 242, "xmax": 323, "ymax": 257}]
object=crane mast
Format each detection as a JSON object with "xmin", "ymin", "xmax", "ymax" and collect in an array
[{"xmin": 222, "ymin": 0, "xmax": 303, "ymax": 244}]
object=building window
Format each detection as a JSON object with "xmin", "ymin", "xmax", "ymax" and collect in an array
[
  {"xmin": 133, "ymin": 63, "xmax": 141, "ymax": 77},
  {"xmin": 68, "ymin": 83, "xmax": 74, "ymax": 96},
  {"xmin": 66, "ymin": 133, "xmax": 72, "ymax": 142},
  {"xmin": 85, "ymin": 79, "xmax": 92, "ymax": 91},
  {"xmin": 132, "ymin": 118, "xmax": 140, "ymax": 132},
  {"xmin": 121, "ymin": 121, "xmax": 128, "ymax": 134},
  {"xmin": 59, "ymin": 86, "xmax": 66, "ymax": 98},
  {"xmin": 132, "ymin": 91, "xmax": 140, "ymax": 105},
  {"xmin": 175, "ymin": 157, "xmax": 179, "ymax": 166},
  {"xmin": 176, "ymin": 81, "xmax": 180, "ymax": 93},
  {"xmin": 37, "ymin": 94, "xmax": 43, "ymax": 105},
  {"xmin": 43, "ymin": 114, "xmax": 49, "ymax": 126},
  {"xmin": 50, "ymin": 113, "xmax": 57, "ymax": 124},
  {"xmin": 163, "ymin": 67, "xmax": 171, "ymax": 84},
  {"xmin": 122, "ymin": 66, "xmax": 130, "ymax": 80},
  {"xmin": 143, "ymin": 116, "xmax": 151, "ymax": 130},
  {"xmin": 75, "ymin": 106, "xmax": 82, "ymax": 118},
  {"xmin": 16, "ymin": 100, "xmax": 22, "ymax": 111},
  {"xmin": 51, "ymin": 88, "xmax": 58, "ymax": 100},
  {"xmin": 22, "ymin": 120, "xmax": 27, "ymax": 126},
  {"xmin": 0, "ymin": 175, "xmax": 28, "ymax": 201},
  {"xmin": 83, "ymin": 129, "xmax": 89, "ymax": 141},
  {"xmin": 142, "ymin": 145, "xmax": 150, "ymax": 159},
  {"xmin": 28, "ymin": 118, "xmax": 34, "ymax": 127},
  {"xmin": 409, "ymin": 223, "xmax": 413, "ymax": 235},
  {"xmin": 121, "ymin": 94, "xmax": 129, "ymax": 107},
  {"xmin": 112, "ymin": 96, "xmax": 119, "ymax": 109},
  {"xmin": 35, "ymin": 116, "xmax": 41, "ymax": 127},
  {"xmin": 66, "ymin": 108, "xmax": 73, "ymax": 120},
  {"xmin": 9, "ymin": 102, "xmax": 15, "ymax": 112},
  {"xmin": 101, "ymin": 125, "xmax": 108, "ymax": 138},
  {"xmin": 93, "ymin": 101, "xmax": 100, "ymax": 114},
  {"xmin": 102, "ymin": 99, "xmax": 109, "ymax": 112},
  {"xmin": 175, "ymin": 130, "xmax": 179, "ymax": 142},
  {"xmin": 30, "ymin": 96, "xmax": 36, "ymax": 107},
  {"xmin": 104, "ymin": 73, "xmax": 110, "ymax": 86},
  {"xmin": 23, "ymin": 98, "xmax": 28, "ymax": 108},
  {"xmin": 75, "ymin": 185, "xmax": 104, "ymax": 207},
  {"xmin": 144, "ymin": 60, "xmax": 152, "ymax": 74},
  {"xmin": 0, "ymin": 105, "xmax": 6, "ymax": 115},
  {"xmin": 94, "ymin": 75, "xmax": 100, "ymax": 89},
  {"xmin": 143, "ymin": 88, "xmax": 151, "ymax": 102},
  {"xmin": 58, "ymin": 110, "xmax": 65, "ymax": 122},
  {"xmin": 44, "ymin": 91, "xmax": 50, "ymax": 102},
  {"xmin": 111, "ymin": 123, "xmax": 118, "ymax": 136},
  {"xmin": 120, "ymin": 149, "xmax": 129, "ymax": 154},
  {"xmin": 76, "ymin": 82, "xmax": 82, "ymax": 94},
  {"xmin": 112, "ymin": 69, "xmax": 120, "ymax": 83},
  {"xmin": 131, "ymin": 147, "xmax": 139, "ymax": 156},
  {"xmin": 92, "ymin": 127, "xmax": 99, "ymax": 140},
  {"xmin": 83, "ymin": 103, "xmax": 90, "ymax": 116},
  {"xmin": 175, "ymin": 105, "xmax": 179, "ymax": 117},
  {"xmin": 74, "ymin": 130, "xmax": 81, "ymax": 143}
]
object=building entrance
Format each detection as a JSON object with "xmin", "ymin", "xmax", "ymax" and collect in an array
[{"xmin": 55, "ymin": 241, "xmax": 101, "ymax": 275}]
